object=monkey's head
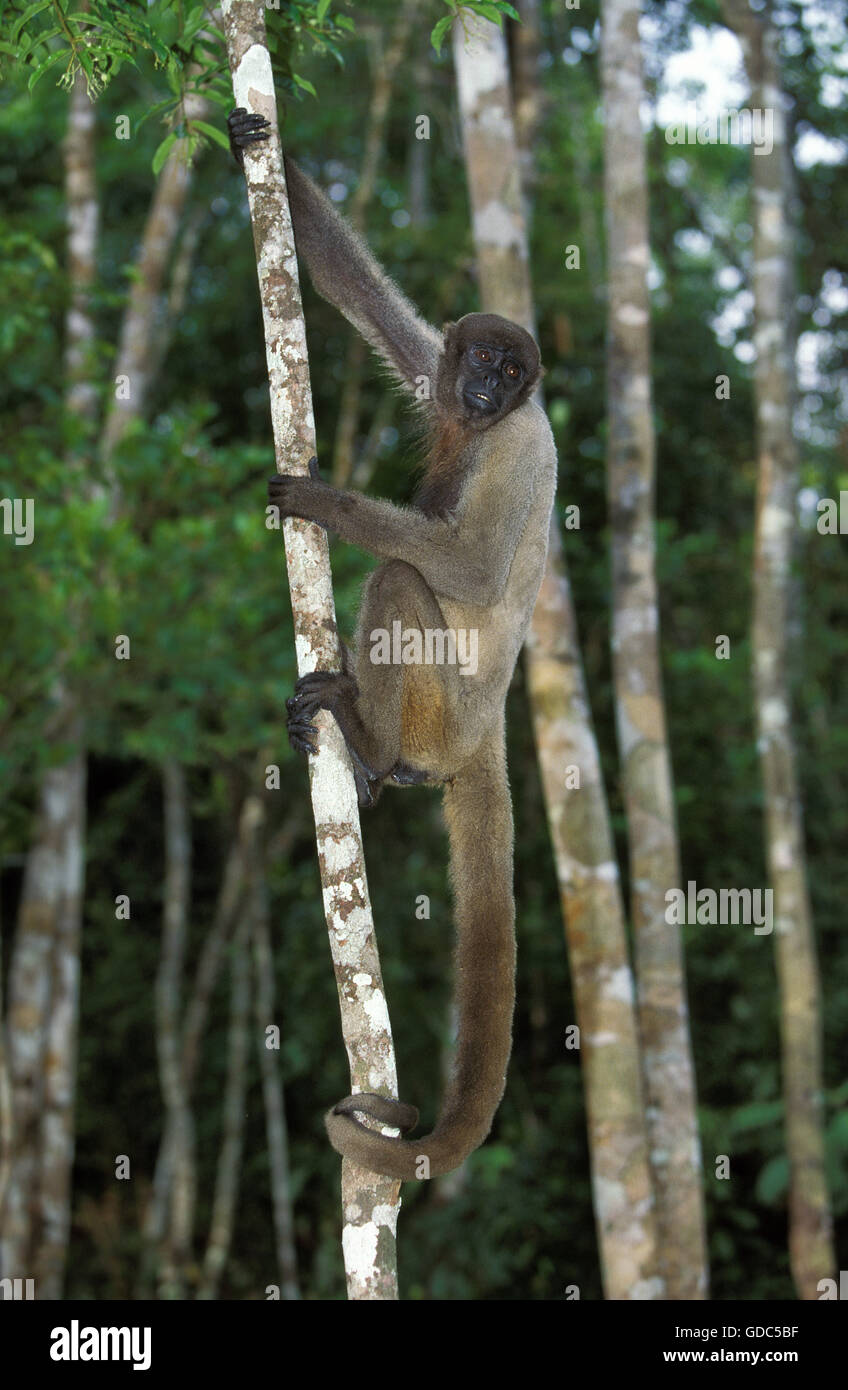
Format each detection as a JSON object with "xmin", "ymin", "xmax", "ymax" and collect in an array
[{"xmin": 436, "ymin": 313, "xmax": 541, "ymax": 429}]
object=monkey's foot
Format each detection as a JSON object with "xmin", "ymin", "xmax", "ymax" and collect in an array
[
  {"xmin": 228, "ymin": 108, "xmax": 271, "ymax": 167},
  {"xmin": 353, "ymin": 766, "xmax": 382, "ymax": 810},
  {"xmin": 293, "ymin": 670, "xmax": 347, "ymax": 700},
  {"xmin": 390, "ymin": 761, "xmax": 434, "ymax": 787},
  {"xmin": 285, "ymin": 672, "xmax": 346, "ymax": 756}
]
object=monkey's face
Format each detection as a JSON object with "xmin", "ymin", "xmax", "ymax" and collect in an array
[
  {"xmin": 460, "ymin": 343, "xmax": 527, "ymax": 419},
  {"xmin": 436, "ymin": 313, "xmax": 541, "ymax": 429}
]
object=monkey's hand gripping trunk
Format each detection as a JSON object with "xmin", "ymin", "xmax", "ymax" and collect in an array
[{"xmin": 324, "ymin": 723, "xmax": 515, "ymax": 1180}]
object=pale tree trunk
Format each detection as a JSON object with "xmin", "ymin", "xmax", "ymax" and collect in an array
[
  {"xmin": 722, "ymin": 0, "xmax": 834, "ymax": 1300},
  {"xmin": 101, "ymin": 83, "xmax": 214, "ymax": 468},
  {"xmin": 155, "ymin": 762, "xmax": 195, "ymax": 1298},
  {"xmin": 331, "ymin": 0, "xmax": 416, "ymax": 486},
  {"xmin": 600, "ymin": 0, "xmax": 707, "ymax": 1299},
  {"xmin": 222, "ymin": 0, "xmax": 402, "ymax": 1301},
  {"xmin": 142, "ymin": 826, "xmax": 245, "ymax": 1275},
  {"xmin": 510, "ymin": 0, "xmax": 545, "ymax": 202},
  {"xmin": 0, "ymin": 73, "xmax": 95, "ymax": 1298},
  {"xmin": 197, "ymin": 909, "xmax": 251, "ymax": 1300},
  {"xmin": 248, "ymin": 797, "xmax": 301, "ymax": 1300},
  {"xmin": 148, "ymin": 205, "xmax": 207, "ymax": 389},
  {"xmin": 452, "ymin": 13, "xmax": 662, "ymax": 1299},
  {"xmin": 140, "ymin": 795, "xmax": 259, "ymax": 1296}
]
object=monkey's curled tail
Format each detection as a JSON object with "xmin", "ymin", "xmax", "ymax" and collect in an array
[{"xmin": 324, "ymin": 723, "xmax": 516, "ymax": 1181}]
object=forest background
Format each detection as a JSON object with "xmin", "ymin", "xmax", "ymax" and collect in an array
[{"xmin": 0, "ymin": 0, "xmax": 846, "ymax": 1300}]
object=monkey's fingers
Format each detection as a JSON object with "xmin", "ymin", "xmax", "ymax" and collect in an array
[
  {"xmin": 228, "ymin": 108, "xmax": 271, "ymax": 134},
  {"xmin": 288, "ymin": 688, "xmax": 326, "ymax": 718},
  {"xmin": 227, "ymin": 108, "xmax": 271, "ymax": 167},
  {"xmin": 308, "ymin": 455, "xmax": 322, "ymax": 481}
]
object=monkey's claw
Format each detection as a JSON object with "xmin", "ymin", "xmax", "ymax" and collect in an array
[
  {"xmin": 287, "ymin": 700, "xmax": 319, "ymax": 756},
  {"xmin": 288, "ymin": 720, "xmax": 319, "ymax": 756}
]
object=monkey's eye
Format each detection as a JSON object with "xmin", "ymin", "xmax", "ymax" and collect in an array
[
  {"xmin": 504, "ymin": 362, "xmax": 521, "ymax": 380},
  {"xmin": 473, "ymin": 347, "xmax": 492, "ymax": 363}
]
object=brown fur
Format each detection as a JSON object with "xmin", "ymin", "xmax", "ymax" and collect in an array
[
  {"xmin": 274, "ymin": 157, "xmax": 557, "ymax": 1179},
  {"xmin": 415, "ymin": 414, "xmax": 473, "ymax": 517}
]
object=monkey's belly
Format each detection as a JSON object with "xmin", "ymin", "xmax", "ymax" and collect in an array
[
  {"xmin": 400, "ymin": 665, "xmax": 449, "ymax": 760},
  {"xmin": 437, "ymin": 598, "xmax": 520, "ymax": 691}
]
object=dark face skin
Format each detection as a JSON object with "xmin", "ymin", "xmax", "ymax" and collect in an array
[{"xmin": 461, "ymin": 342, "xmax": 526, "ymax": 419}]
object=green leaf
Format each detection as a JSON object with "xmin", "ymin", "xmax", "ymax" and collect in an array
[
  {"xmin": 729, "ymin": 1100, "xmax": 784, "ymax": 1134},
  {"xmin": 11, "ymin": 0, "xmax": 52, "ymax": 42},
  {"xmin": 498, "ymin": 2, "xmax": 520, "ymax": 18},
  {"xmin": 316, "ymin": 0, "xmax": 332, "ymax": 18},
  {"xmin": 471, "ymin": 3, "xmax": 506, "ymax": 25},
  {"xmin": 135, "ymin": 96, "xmax": 177, "ymax": 131},
  {"xmin": 27, "ymin": 47, "xmax": 67, "ymax": 91},
  {"xmin": 292, "ymin": 72, "xmax": 316, "ymax": 96},
  {"xmin": 190, "ymin": 119, "xmax": 229, "ymax": 150},
  {"xmin": 755, "ymin": 1155, "xmax": 789, "ymax": 1205},
  {"xmin": 430, "ymin": 15, "xmax": 452, "ymax": 55},
  {"xmin": 152, "ymin": 131, "xmax": 178, "ymax": 174}
]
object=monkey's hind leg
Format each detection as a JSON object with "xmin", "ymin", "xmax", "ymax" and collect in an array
[
  {"xmin": 286, "ymin": 559, "xmax": 457, "ymax": 797},
  {"xmin": 286, "ymin": 673, "xmax": 385, "ymax": 807}
]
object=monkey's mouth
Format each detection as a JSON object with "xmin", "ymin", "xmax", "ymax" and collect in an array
[{"xmin": 463, "ymin": 385, "xmax": 499, "ymax": 414}]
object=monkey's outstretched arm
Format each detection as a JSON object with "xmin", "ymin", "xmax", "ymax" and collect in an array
[
  {"xmin": 281, "ymin": 155, "xmax": 442, "ymax": 397},
  {"xmin": 269, "ymin": 472, "xmax": 525, "ymax": 606},
  {"xmin": 228, "ymin": 113, "xmax": 440, "ymax": 393}
]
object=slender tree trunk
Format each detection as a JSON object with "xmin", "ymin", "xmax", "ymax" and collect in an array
[
  {"xmin": 330, "ymin": 0, "xmax": 416, "ymax": 486},
  {"xmin": 197, "ymin": 911, "xmax": 252, "ymax": 1300},
  {"xmin": 100, "ymin": 85, "xmax": 213, "ymax": 469},
  {"xmin": 0, "ymin": 73, "xmax": 96, "ymax": 1297},
  {"xmin": 600, "ymin": 0, "xmax": 707, "ymax": 1299},
  {"xmin": 155, "ymin": 763, "xmax": 195, "ymax": 1298},
  {"xmin": 222, "ymin": 0, "xmax": 402, "ymax": 1301},
  {"xmin": 247, "ymin": 797, "xmax": 301, "ymax": 1299},
  {"xmin": 452, "ymin": 12, "xmax": 662, "ymax": 1298},
  {"xmin": 510, "ymin": 0, "xmax": 545, "ymax": 202},
  {"xmin": 722, "ymin": 0, "xmax": 834, "ymax": 1300},
  {"xmin": 139, "ymin": 797, "xmax": 252, "ymax": 1296},
  {"xmin": 148, "ymin": 205, "xmax": 207, "ymax": 388},
  {"xmin": 2, "ymin": 701, "xmax": 87, "ymax": 1295}
]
